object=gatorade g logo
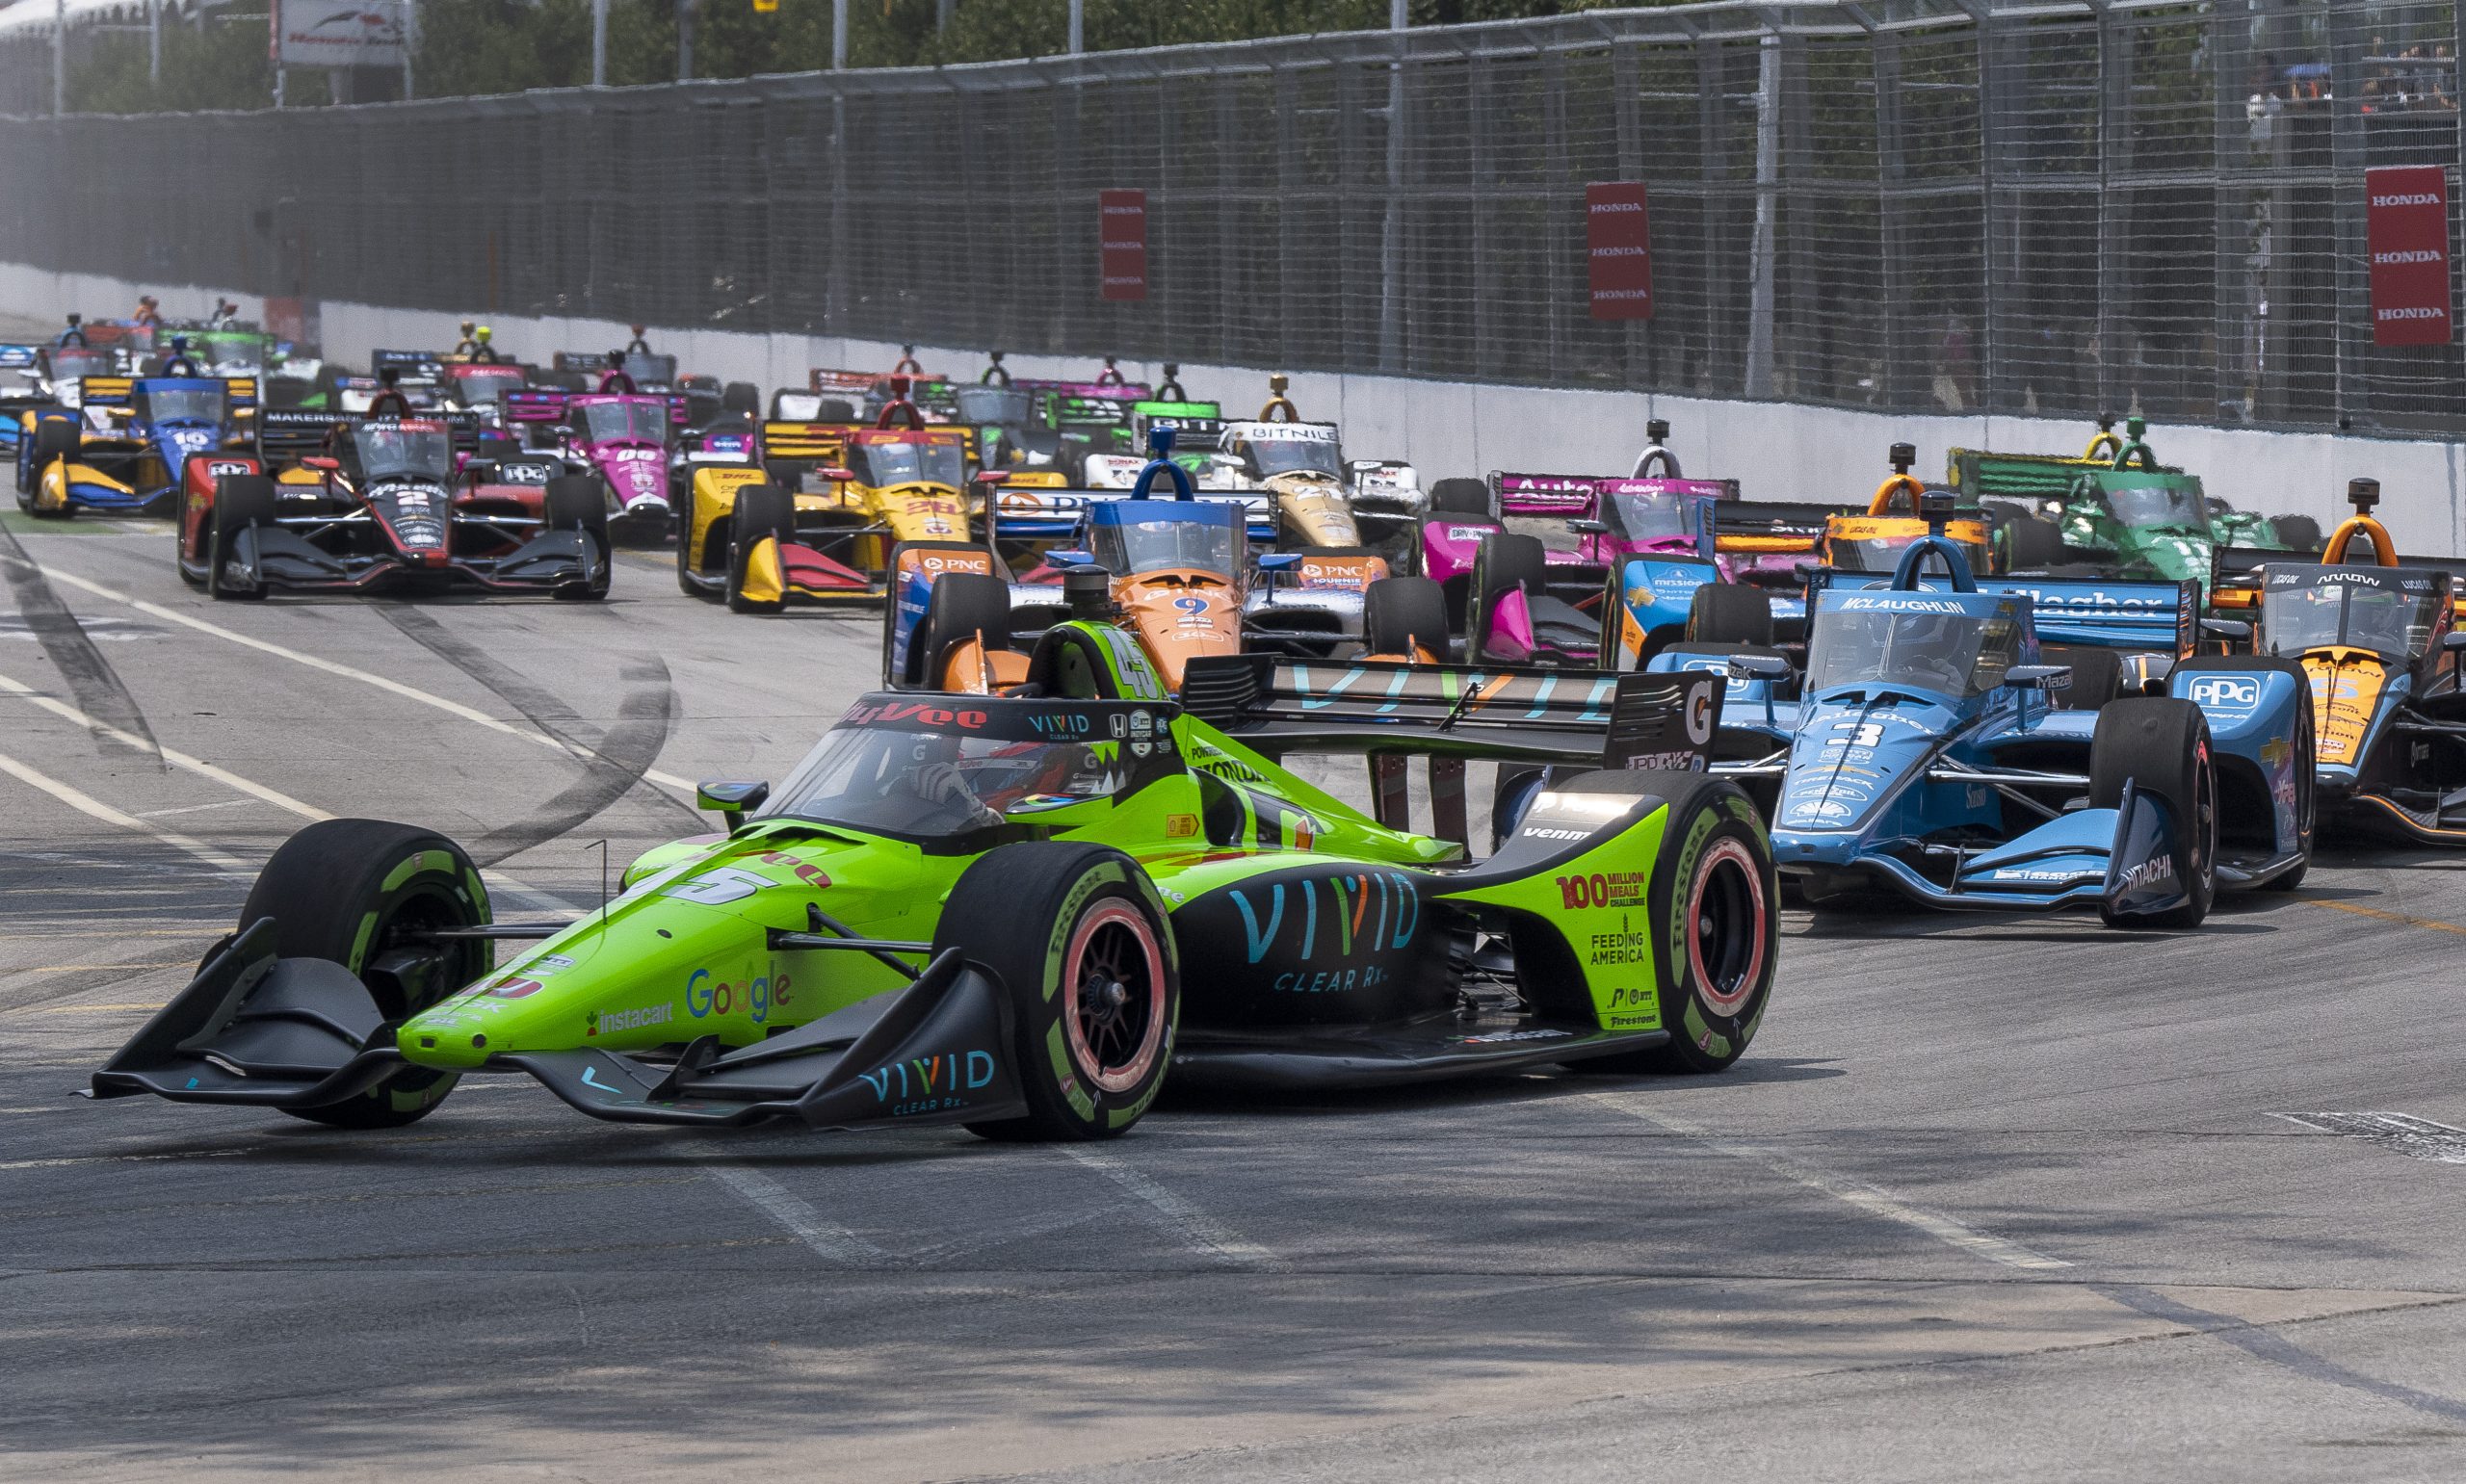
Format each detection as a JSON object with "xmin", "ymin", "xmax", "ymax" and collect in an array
[{"xmin": 1686, "ymin": 677, "xmax": 1715, "ymax": 745}]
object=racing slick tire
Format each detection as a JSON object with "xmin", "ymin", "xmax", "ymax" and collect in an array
[
  {"xmin": 2003, "ymin": 513, "xmax": 2064, "ymax": 572},
  {"xmin": 936, "ymin": 842, "xmax": 1179, "ymax": 1141},
  {"xmin": 23, "ymin": 417, "xmax": 78, "ymax": 517},
  {"xmin": 1685, "ymin": 583, "xmax": 1774, "ymax": 647},
  {"xmin": 207, "ymin": 474, "xmax": 278, "ymax": 601},
  {"xmin": 1554, "ymin": 772, "xmax": 1777, "ymax": 1075},
  {"xmin": 1467, "ymin": 533, "xmax": 1548, "ymax": 662},
  {"xmin": 724, "ymin": 483, "xmax": 797, "ymax": 614},
  {"xmin": 2054, "ymin": 647, "xmax": 2122, "ymax": 711},
  {"xmin": 2270, "ymin": 514, "xmax": 2323, "ymax": 553},
  {"xmin": 905, "ymin": 571, "xmax": 1014, "ymax": 689},
  {"xmin": 240, "ymin": 819, "xmax": 493, "ymax": 1129},
  {"xmin": 1362, "ymin": 575, "xmax": 1450, "ymax": 662},
  {"xmin": 543, "ymin": 476, "xmax": 612, "ymax": 602},
  {"xmin": 721, "ymin": 381, "xmax": 760, "ymax": 419},
  {"xmin": 1428, "ymin": 477, "xmax": 1491, "ymax": 517},
  {"xmin": 2089, "ymin": 697, "xmax": 2217, "ymax": 929}
]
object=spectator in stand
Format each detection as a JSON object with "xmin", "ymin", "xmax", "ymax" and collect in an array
[{"xmin": 2433, "ymin": 45, "xmax": 2457, "ymax": 110}]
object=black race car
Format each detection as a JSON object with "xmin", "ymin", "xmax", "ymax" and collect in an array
[{"xmin": 173, "ymin": 409, "xmax": 612, "ymax": 601}]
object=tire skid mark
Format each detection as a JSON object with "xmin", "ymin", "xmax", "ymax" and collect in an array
[
  {"xmin": 372, "ymin": 603, "xmax": 698, "ymax": 861},
  {"xmin": 0, "ymin": 521, "xmax": 162, "ymax": 762}
]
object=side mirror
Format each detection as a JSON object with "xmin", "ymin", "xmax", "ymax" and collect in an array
[
  {"xmin": 971, "ymin": 469, "xmax": 1008, "ymax": 485},
  {"xmin": 1726, "ymin": 654, "xmax": 1793, "ymax": 681},
  {"xmin": 820, "ymin": 466, "xmax": 856, "ymax": 482},
  {"xmin": 1043, "ymin": 548, "xmax": 1094, "ymax": 569},
  {"xmin": 302, "ymin": 456, "xmax": 339, "ymax": 472},
  {"xmin": 2005, "ymin": 664, "xmax": 2073, "ymax": 692},
  {"xmin": 1257, "ymin": 552, "xmax": 1302, "ymax": 572},
  {"xmin": 696, "ymin": 780, "xmax": 769, "ymax": 830},
  {"xmin": 2200, "ymin": 617, "xmax": 2252, "ymax": 641},
  {"xmin": 2442, "ymin": 631, "xmax": 2466, "ymax": 652},
  {"xmin": 1568, "ymin": 519, "xmax": 1609, "ymax": 535}
]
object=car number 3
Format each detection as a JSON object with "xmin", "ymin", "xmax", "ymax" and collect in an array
[
  {"xmin": 662, "ymin": 866, "xmax": 771, "ymax": 904},
  {"xmin": 1829, "ymin": 722, "xmax": 1884, "ymax": 748}
]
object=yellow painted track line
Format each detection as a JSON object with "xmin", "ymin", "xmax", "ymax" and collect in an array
[{"xmin": 2309, "ymin": 899, "xmax": 2466, "ymax": 938}]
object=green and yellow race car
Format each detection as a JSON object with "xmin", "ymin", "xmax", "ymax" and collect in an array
[{"xmin": 88, "ymin": 635, "xmax": 1775, "ymax": 1141}]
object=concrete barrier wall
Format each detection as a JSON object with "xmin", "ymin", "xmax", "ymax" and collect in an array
[{"xmin": 13, "ymin": 261, "xmax": 2461, "ymax": 556}]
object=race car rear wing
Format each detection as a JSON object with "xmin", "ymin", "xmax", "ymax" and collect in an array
[
  {"xmin": 258, "ymin": 407, "xmax": 353, "ymax": 466},
  {"xmin": 504, "ymin": 387, "xmax": 693, "ymax": 429},
  {"xmin": 761, "ymin": 419, "xmax": 856, "ymax": 467},
  {"xmin": 75, "ymin": 375, "xmax": 260, "ymax": 412},
  {"xmin": 1712, "ymin": 500, "xmax": 1861, "ymax": 543},
  {"xmin": 2212, "ymin": 544, "xmax": 2466, "ymax": 614},
  {"xmin": 1971, "ymin": 574, "xmax": 2197, "ymax": 654},
  {"xmin": 1179, "ymin": 654, "xmax": 1723, "ymax": 770},
  {"xmin": 370, "ymin": 349, "xmax": 446, "ymax": 378},
  {"xmin": 1491, "ymin": 471, "xmax": 1740, "ymax": 519},
  {"xmin": 1945, "ymin": 447, "xmax": 2187, "ymax": 502}
]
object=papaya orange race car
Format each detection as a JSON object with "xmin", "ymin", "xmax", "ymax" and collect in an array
[{"xmin": 2209, "ymin": 477, "xmax": 2466, "ymax": 846}]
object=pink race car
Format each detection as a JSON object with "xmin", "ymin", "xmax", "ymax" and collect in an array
[{"xmin": 501, "ymin": 387, "xmax": 688, "ymax": 544}]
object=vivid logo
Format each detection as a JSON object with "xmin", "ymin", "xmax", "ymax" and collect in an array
[
  {"xmin": 859, "ymin": 1051, "xmax": 996, "ymax": 1112},
  {"xmin": 1230, "ymin": 872, "xmax": 1420, "ymax": 964}
]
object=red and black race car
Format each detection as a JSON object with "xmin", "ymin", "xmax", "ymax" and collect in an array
[{"xmin": 172, "ymin": 409, "xmax": 612, "ymax": 601}]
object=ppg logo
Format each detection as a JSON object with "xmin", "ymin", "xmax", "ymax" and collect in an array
[{"xmin": 2189, "ymin": 675, "xmax": 2261, "ymax": 711}]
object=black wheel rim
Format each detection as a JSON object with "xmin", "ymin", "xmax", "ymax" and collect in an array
[
  {"xmin": 1689, "ymin": 836, "xmax": 1769, "ymax": 1016},
  {"xmin": 1063, "ymin": 899, "xmax": 1166, "ymax": 1094}
]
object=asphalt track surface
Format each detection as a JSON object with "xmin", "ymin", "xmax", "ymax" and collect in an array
[{"xmin": 6, "ymin": 519, "xmax": 2466, "ymax": 1483}]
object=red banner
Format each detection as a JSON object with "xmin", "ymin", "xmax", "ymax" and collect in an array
[
  {"xmin": 1587, "ymin": 183, "xmax": 1653, "ymax": 321},
  {"xmin": 2367, "ymin": 165, "xmax": 2453, "ymax": 348},
  {"xmin": 1099, "ymin": 189, "xmax": 1147, "ymax": 303}
]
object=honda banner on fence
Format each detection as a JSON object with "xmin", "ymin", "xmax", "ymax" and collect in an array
[
  {"xmin": 1100, "ymin": 190, "xmax": 1148, "ymax": 303},
  {"xmin": 1587, "ymin": 183, "xmax": 1653, "ymax": 321},
  {"xmin": 2366, "ymin": 165, "xmax": 2453, "ymax": 348},
  {"xmin": 271, "ymin": 0, "xmax": 406, "ymax": 68}
]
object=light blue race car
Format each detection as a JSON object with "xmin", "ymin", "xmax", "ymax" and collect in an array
[{"xmin": 1644, "ymin": 501, "xmax": 2314, "ymax": 928}]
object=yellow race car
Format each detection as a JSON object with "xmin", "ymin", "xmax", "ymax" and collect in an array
[{"xmin": 675, "ymin": 388, "xmax": 996, "ymax": 613}]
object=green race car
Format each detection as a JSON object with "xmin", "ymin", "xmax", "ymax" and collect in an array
[
  {"xmin": 88, "ymin": 633, "xmax": 1777, "ymax": 1141},
  {"xmin": 1952, "ymin": 417, "xmax": 2321, "ymax": 593}
]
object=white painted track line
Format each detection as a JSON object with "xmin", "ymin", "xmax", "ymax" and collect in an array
[
  {"xmin": 1593, "ymin": 1094, "xmax": 2072, "ymax": 1272},
  {"xmin": 2, "ymin": 557, "xmax": 697, "ymax": 795}
]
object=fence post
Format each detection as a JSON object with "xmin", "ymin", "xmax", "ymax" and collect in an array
[
  {"xmin": 1275, "ymin": 64, "xmax": 1299, "ymax": 369},
  {"xmin": 2327, "ymin": 0, "xmax": 2371, "ymax": 428},
  {"xmin": 2211, "ymin": 1, "xmax": 2248, "ymax": 423},
  {"xmin": 1874, "ymin": 28, "xmax": 1908, "ymax": 410},
  {"xmin": 1215, "ymin": 79, "xmax": 1239, "ymax": 364},
  {"xmin": 1379, "ymin": 28, "xmax": 1409, "ymax": 372},
  {"xmin": 1698, "ymin": 36, "xmax": 1728, "ymax": 390},
  {"xmin": 1612, "ymin": 39, "xmax": 1643, "ymax": 388},
  {"xmin": 1469, "ymin": 51, "xmax": 1493, "ymax": 374},
  {"xmin": 1543, "ymin": 47, "xmax": 1568, "ymax": 382},
  {"xmin": 2095, "ymin": 3, "xmax": 2135, "ymax": 417},
  {"xmin": 1745, "ymin": 30, "xmax": 1779, "ymax": 398}
]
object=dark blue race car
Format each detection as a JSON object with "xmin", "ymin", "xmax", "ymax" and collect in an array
[
  {"xmin": 15, "ymin": 372, "xmax": 257, "ymax": 518},
  {"xmin": 1644, "ymin": 511, "xmax": 2314, "ymax": 928}
]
